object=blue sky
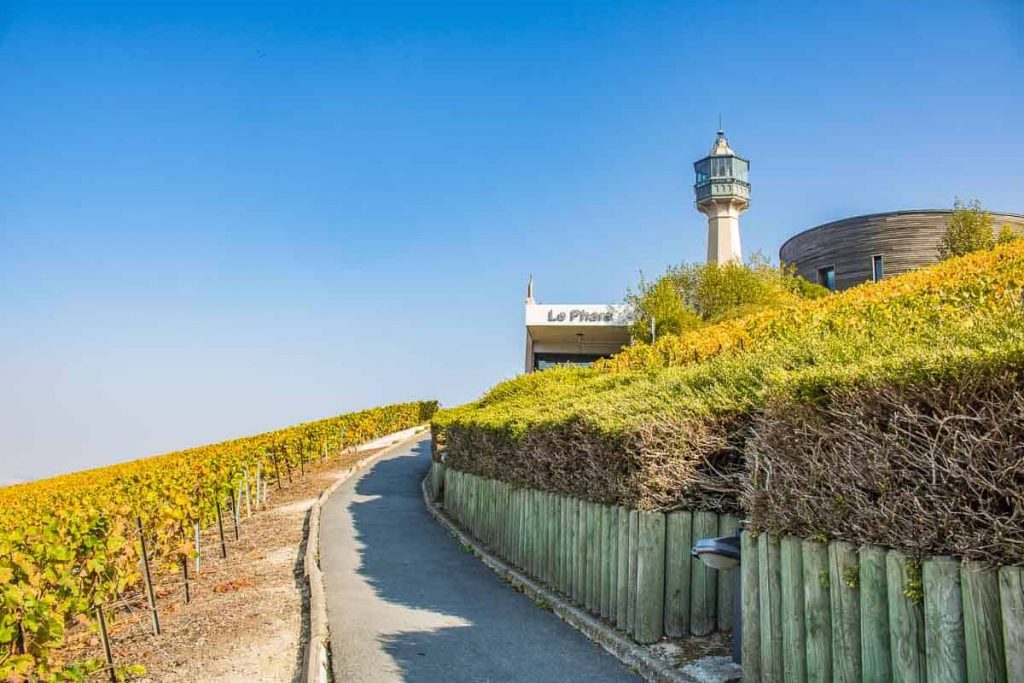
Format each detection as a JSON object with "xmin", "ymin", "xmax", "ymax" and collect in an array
[{"xmin": 1, "ymin": 1, "xmax": 1022, "ymax": 480}]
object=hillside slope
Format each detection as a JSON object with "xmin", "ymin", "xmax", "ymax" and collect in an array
[{"xmin": 433, "ymin": 242, "xmax": 1024, "ymax": 563}]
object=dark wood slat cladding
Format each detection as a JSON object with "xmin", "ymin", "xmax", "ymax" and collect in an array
[{"xmin": 779, "ymin": 210, "xmax": 1024, "ymax": 291}]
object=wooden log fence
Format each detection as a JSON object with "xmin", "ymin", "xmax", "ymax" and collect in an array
[
  {"xmin": 434, "ymin": 465, "xmax": 737, "ymax": 645},
  {"xmin": 433, "ymin": 463, "xmax": 1024, "ymax": 679}
]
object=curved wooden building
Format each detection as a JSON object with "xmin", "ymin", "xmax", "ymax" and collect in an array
[{"xmin": 780, "ymin": 209, "xmax": 1024, "ymax": 291}]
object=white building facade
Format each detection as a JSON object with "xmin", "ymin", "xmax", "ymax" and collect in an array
[{"xmin": 522, "ymin": 130, "xmax": 748, "ymax": 372}]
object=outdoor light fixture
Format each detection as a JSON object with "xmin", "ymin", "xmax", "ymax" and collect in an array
[
  {"xmin": 691, "ymin": 535, "xmax": 740, "ymax": 569},
  {"xmin": 692, "ymin": 534, "xmax": 743, "ymax": 664}
]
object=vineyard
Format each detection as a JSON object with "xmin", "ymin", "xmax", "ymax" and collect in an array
[{"xmin": 0, "ymin": 400, "xmax": 438, "ymax": 681}]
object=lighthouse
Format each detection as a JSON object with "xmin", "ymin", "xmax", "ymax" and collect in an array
[{"xmin": 694, "ymin": 129, "xmax": 750, "ymax": 263}]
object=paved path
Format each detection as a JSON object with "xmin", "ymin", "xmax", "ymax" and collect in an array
[{"xmin": 319, "ymin": 433, "xmax": 638, "ymax": 682}]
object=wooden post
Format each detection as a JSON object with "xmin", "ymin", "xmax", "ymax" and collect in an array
[
  {"xmin": 717, "ymin": 513, "xmax": 740, "ymax": 633},
  {"xmin": 216, "ymin": 498, "xmax": 228, "ymax": 560},
  {"xmin": 999, "ymin": 565, "xmax": 1024, "ymax": 678},
  {"xmin": 228, "ymin": 494, "xmax": 240, "ymax": 540},
  {"xmin": 549, "ymin": 493, "xmax": 559, "ymax": 586},
  {"xmin": 181, "ymin": 554, "xmax": 191, "ymax": 604},
  {"xmin": 802, "ymin": 539, "xmax": 832, "ymax": 683},
  {"xmin": 578, "ymin": 499, "xmax": 589, "ymax": 606},
  {"xmin": 634, "ymin": 511, "xmax": 666, "ymax": 644},
  {"xmin": 599, "ymin": 505, "xmax": 610, "ymax": 618},
  {"xmin": 626, "ymin": 509, "xmax": 639, "ymax": 637},
  {"xmin": 664, "ymin": 510, "xmax": 693, "ymax": 637},
  {"xmin": 758, "ymin": 533, "xmax": 783, "ymax": 683},
  {"xmin": 194, "ymin": 522, "xmax": 202, "ymax": 573},
  {"xmin": 96, "ymin": 607, "xmax": 117, "ymax": 683},
  {"xmin": 589, "ymin": 501, "xmax": 602, "ymax": 614},
  {"xmin": 689, "ymin": 511, "xmax": 719, "ymax": 636},
  {"xmin": 273, "ymin": 452, "xmax": 283, "ymax": 490},
  {"xmin": 962, "ymin": 560, "xmax": 1007, "ymax": 682},
  {"xmin": 780, "ymin": 535, "xmax": 806, "ymax": 683},
  {"xmin": 616, "ymin": 506, "xmax": 629, "ymax": 631},
  {"xmin": 922, "ymin": 556, "xmax": 966, "ymax": 683},
  {"xmin": 885, "ymin": 550, "xmax": 925, "ymax": 683},
  {"xmin": 607, "ymin": 505, "xmax": 619, "ymax": 624},
  {"xmin": 858, "ymin": 545, "xmax": 891, "ymax": 682},
  {"xmin": 828, "ymin": 540, "xmax": 861, "ymax": 682},
  {"xmin": 561, "ymin": 495, "xmax": 569, "ymax": 596},
  {"xmin": 740, "ymin": 531, "xmax": 762, "ymax": 682},
  {"xmin": 135, "ymin": 517, "xmax": 160, "ymax": 635}
]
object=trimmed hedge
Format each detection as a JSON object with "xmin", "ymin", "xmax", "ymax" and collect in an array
[
  {"xmin": 433, "ymin": 241, "xmax": 1024, "ymax": 563},
  {"xmin": 744, "ymin": 354, "xmax": 1024, "ymax": 564}
]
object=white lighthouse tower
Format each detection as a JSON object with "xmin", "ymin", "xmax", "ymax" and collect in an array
[{"xmin": 693, "ymin": 129, "xmax": 750, "ymax": 263}]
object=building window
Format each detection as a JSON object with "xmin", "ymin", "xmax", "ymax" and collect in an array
[
  {"xmin": 818, "ymin": 265, "xmax": 836, "ymax": 292},
  {"xmin": 872, "ymin": 254, "xmax": 884, "ymax": 282},
  {"xmin": 533, "ymin": 352, "xmax": 609, "ymax": 371}
]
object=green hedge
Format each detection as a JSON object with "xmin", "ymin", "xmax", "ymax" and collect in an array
[{"xmin": 433, "ymin": 242, "xmax": 1024, "ymax": 562}]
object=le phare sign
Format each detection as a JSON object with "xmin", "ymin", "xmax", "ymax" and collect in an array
[{"xmin": 547, "ymin": 308, "xmax": 615, "ymax": 323}]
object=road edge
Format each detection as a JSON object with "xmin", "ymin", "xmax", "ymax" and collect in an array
[
  {"xmin": 303, "ymin": 425, "xmax": 429, "ymax": 683},
  {"xmin": 418, "ymin": 474, "xmax": 699, "ymax": 683}
]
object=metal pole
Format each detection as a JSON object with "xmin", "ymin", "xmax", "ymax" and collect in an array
[
  {"xmin": 96, "ymin": 607, "xmax": 117, "ymax": 683},
  {"xmin": 244, "ymin": 471, "xmax": 252, "ymax": 518},
  {"xmin": 135, "ymin": 517, "xmax": 160, "ymax": 635},
  {"xmin": 216, "ymin": 499, "xmax": 227, "ymax": 559}
]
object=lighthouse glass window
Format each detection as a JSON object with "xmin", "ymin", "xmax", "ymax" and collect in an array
[
  {"xmin": 694, "ymin": 159, "xmax": 712, "ymax": 185},
  {"xmin": 732, "ymin": 158, "xmax": 749, "ymax": 183}
]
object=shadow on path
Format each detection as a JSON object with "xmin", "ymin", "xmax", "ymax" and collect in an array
[{"xmin": 324, "ymin": 436, "xmax": 636, "ymax": 682}]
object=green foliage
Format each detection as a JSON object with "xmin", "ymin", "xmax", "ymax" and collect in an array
[
  {"xmin": 433, "ymin": 240, "xmax": 1024, "ymax": 511},
  {"xmin": 997, "ymin": 224, "xmax": 1021, "ymax": 246},
  {"xmin": 626, "ymin": 272, "xmax": 701, "ymax": 342},
  {"xmin": 0, "ymin": 400, "xmax": 438, "ymax": 679},
  {"xmin": 625, "ymin": 253, "xmax": 825, "ymax": 343},
  {"xmin": 937, "ymin": 197, "xmax": 995, "ymax": 259}
]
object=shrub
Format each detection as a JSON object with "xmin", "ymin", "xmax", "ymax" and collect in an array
[
  {"xmin": 743, "ymin": 353, "xmax": 1024, "ymax": 564},
  {"xmin": 937, "ymin": 197, "xmax": 994, "ymax": 259},
  {"xmin": 625, "ymin": 254, "xmax": 825, "ymax": 343},
  {"xmin": 433, "ymin": 241, "xmax": 1024, "ymax": 563}
]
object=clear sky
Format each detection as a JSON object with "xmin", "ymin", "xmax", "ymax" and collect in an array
[{"xmin": 1, "ymin": 1, "xmax": 1022, "ymax": 481}]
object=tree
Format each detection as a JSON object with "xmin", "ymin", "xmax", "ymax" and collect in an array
[
  {"xmin": 626, "ymin": 253, "xmax": 827, "ymax": 343},
  {"xmin": 937, "ymin": 198, "xmax": 994, "ymax": 259},
  {"xmin": 996, "ymin": 224, "xmax": 1021, "ymax": 246},
  {"xmin": 626, "ymin": 272, "xmax": 701, "ymax": 342}
]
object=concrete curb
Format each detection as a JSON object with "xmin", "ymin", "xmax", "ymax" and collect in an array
[
  {"xmin": 302, "ymin": 425, "xmax": 429, "ymax": 683},
  {"xmin": 419, "ymin": 475, "xmax": 699, "ymax": 683}
]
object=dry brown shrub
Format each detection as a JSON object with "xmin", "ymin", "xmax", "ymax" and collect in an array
[
  {"xmin": 743, "ymin": 368, "xmax": 1024, "ymax": 564},
  {"xmin": 441, "ymin": 415, "xmax": 746, "ymax": 512}
]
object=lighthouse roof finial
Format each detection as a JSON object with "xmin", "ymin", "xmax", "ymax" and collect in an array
[{"xmin": 709, "ymin": 123, "xmax": 734, "ymax": 156}]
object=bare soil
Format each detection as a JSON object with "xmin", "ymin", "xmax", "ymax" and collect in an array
[{"xmin": 60, "ymin": 447, "xmax": 386, "ymax": 682}]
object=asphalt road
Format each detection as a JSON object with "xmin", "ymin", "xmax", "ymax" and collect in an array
[{"xmin": 319, "ymin": 433, "xmax": 639, "ymax": 682}]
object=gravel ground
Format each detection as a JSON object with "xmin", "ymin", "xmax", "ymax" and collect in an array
[{"xmin": 59, "ymin": 446, "xmax": 388, "ymax": 682}]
